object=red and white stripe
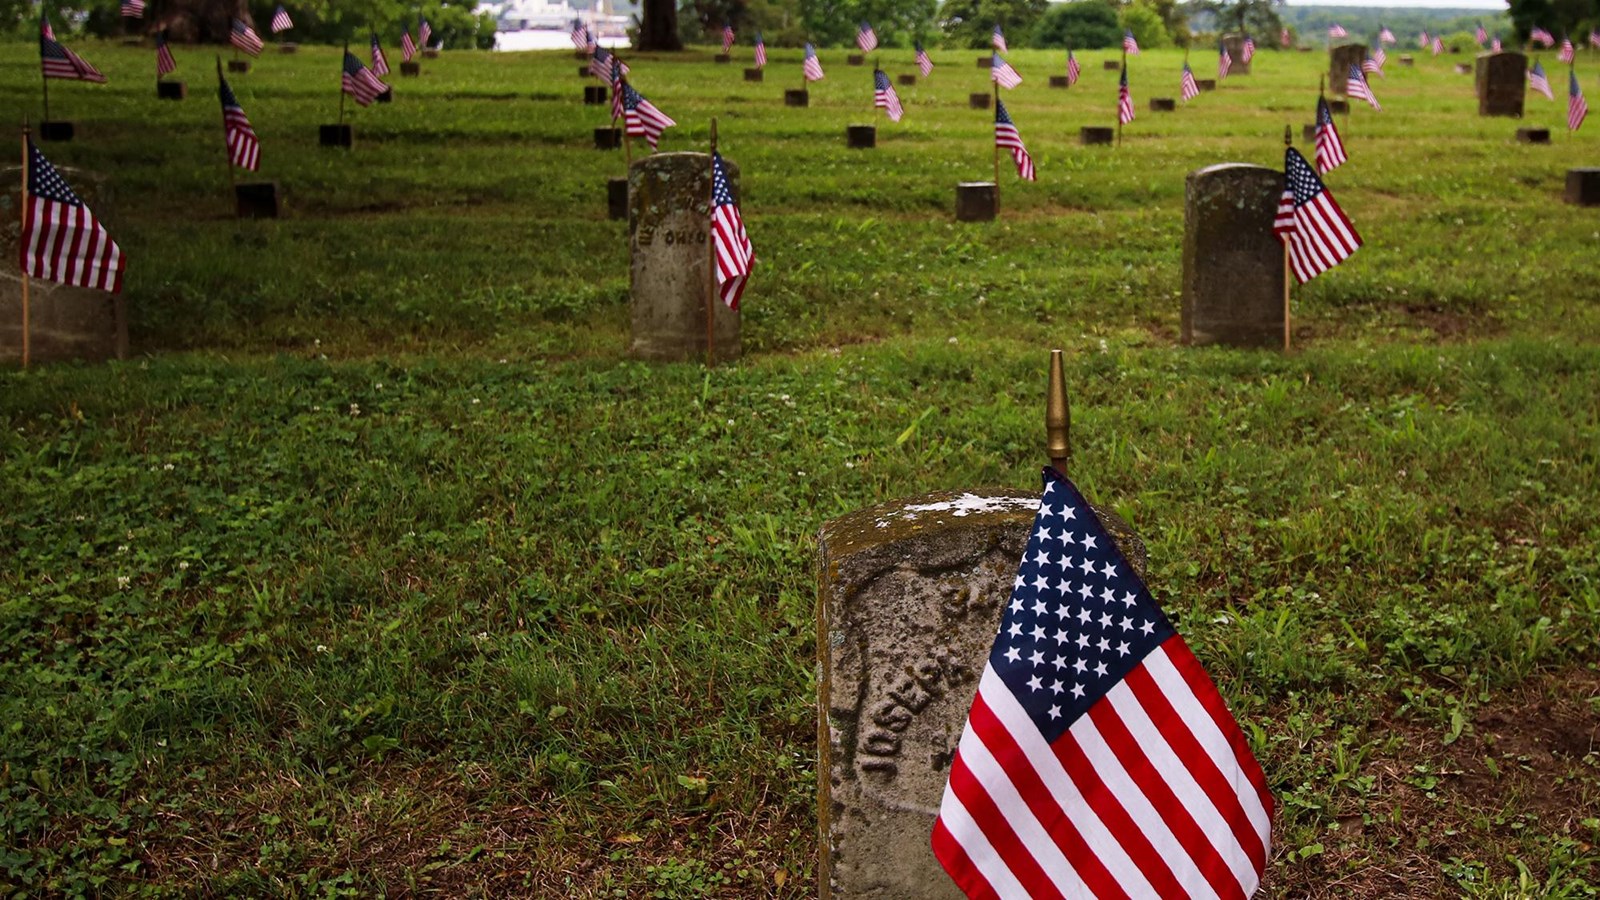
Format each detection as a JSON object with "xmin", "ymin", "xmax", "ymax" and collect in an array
[
  {"xmin": 1558, "ymin": 36, "xmax": 1574, "ymax": 63},
  {"xmin": 401, "ymin": 29, "xmax": 416, "ymax": 62},
  {"xmin": 1180, "ymin": 65, "xmax": 1199, "ymax": 102},
  {"xmin": 996, "ymin": 130, "xmax": 1034, "ymax": 182},
  {"xmin": 1118, "ymin": 81, "xmax": 1135, "ymax": 125},
  {"xmin": 754, "ymin": 38, "xmax": 766, "ymax": 68},
  {"xmin": 721, "ymin": 23, "xmax": 734, "ymax": 53},
  {"xmin": 1281, "ymin": 191, "xmax": 1362, "ymax": 284},
  {"xmin": 1315, "ymin": 121, "xmax": 1347, "ymax": 174},
  {"xmin": 24, "ymin": 203, "xmax": 126, "ymax": 294},
  {"xmin": 231, "ymin": 20, "xmax": 264, "ymax": 57},
  {"xmin": 1066, "ymin": 51, "xmax": 1080, "ymax": 85},
  {"xmin": 225, "ymin": 111, "xmax": 259, "ymax": 171},
  {"xmin": 933, "ymin": 643, "xmax": 1271, "ymax": 900},
  {"xmin": 1570, "ymin": 71, "xmax": 1588, "ymax": 132}
]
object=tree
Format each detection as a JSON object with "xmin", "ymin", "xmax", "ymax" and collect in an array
[
  {"xmin": 638, "ymin": 0, "xmax": 683, "ymax": 50},
  {"xmin": 1187, "ymin": 0, "xmax": 1286, "ymax": 47},
  {"xmin": 1120, "ymin": 2, "xmax": 1169, "ymax": 49},
  {"xmin": 1507, "ymin": 0, "xmax": 1597, "ymax": 41},
  {"xmin": 1032, "ymin": 0, "xmax": 1120, "ymax": 49},
  {"xmin": 938, "ymin": 0, "xmax": 1049, "ymax": 49}
]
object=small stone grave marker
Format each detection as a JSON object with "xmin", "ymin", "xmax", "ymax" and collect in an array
[
  {"xmin": 968, "ymin": 93, "xmax": 990, "ymax": 109},
  {"xmin": 846, "ymin": 125, "xmax": 876, "ymax": 149},
  {"xmin": 1080, "ymin": 126, "xmax": 1114, "ymax": 145},
  {"xmin": 784, "ymin": 89, "xmax": 809, "ymax": 107},
  {"xmin": 744, "ymin": 68, "xmax": 763, "ymax": 82},
  {"xmin": 1567, "ymin": 169, "xmax": 1600, "ymax": 206},
  {"xmin": 1182, "ymin": 163, "xmax": 1285, "ymax": 348},
  {"xmin": 1517, "ymin": 127, "xmax": 1550, "ymax": 144},
  {"xmin": 1150, "ymin": 97, "xmax": 1176, "ymax": 111},
  {"xmin": 955, "ymin": 182, "xmax": 996, "ymax": 221},
  {"xmin": 157, "ymin": 81, "xmax": 186, "ymax": 100}
]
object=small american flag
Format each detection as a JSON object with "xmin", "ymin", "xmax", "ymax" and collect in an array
[
  {"xmin": 915, "ymin": 41, "xmax": 933, "ymax": 76},
  {"xmin": 754, "ymin": 33, "xmax": 766, "ymax": 68},
  {"xmin": 1277, "ymin": 147, "xmax": 1362, "ymax": 283},
  {"xmin": 418, "ymin": 16, "xmax": 432, "ymax": 49},
  {"xmin": 993, "ymin": 24, "xmax": 1008, "ymax": 54},
  {"xmin": 1066, "ymin": 49, "xmax": 1081, "ymax": 85},
  {"xmin": 991, "ymin": 53, "xmax": 1022, "ymax": 89},
  {"xmin": 1280, "ymin": 27, "xmax": 1291, "ymax": 48},
  {"xmin": 1379, "ymin": 24, "xmax": 1396, "ymax": 45},
  {"xmin": 857, "ymin": 21, "xmax": 877, "ymax": 52},
  {"xmin": 609, "ymin": 59, "xmax": 624, "ymax": 121},
  {"xmin": 121, "ymin": 0, "xmax": 144, "ymax": 19},
  {"xmin": 1180, "ymin": 62, "xmax": 1198, "ymax": 101},
  {"xmin": 219, "ymin": 73, "xmax": 260, "ymax": 171},
  {"xmin": 1314, "ymin": 96, "xmax": 1347, "ymax": 174},
  {"xmin": 401, "ymin": 29, "xmax": 416, "ymax": 62},
  {"xmin": 1431, "ymin": 36, "xmax": 1443, "ymax": 56},
  {"xmin": 22, "ymin": 137, "xmax": 126, "ymax": 293},
  {"xmin": 1529, "ymin": 61, "xmax": 1553, "ymax": 99},
  {"xmin": 1558, "ymin": 36, "xmax": 1575, "ymax": 63},
  {"xmin": 156, "ymin": 30, "xmax": 176, "ymax": 78},
  {"xmin": 586, "ymin": 26, "xmax": 597, "ymax": 54},
  {"xmin": 231, "ymin": 18, "xmax": 264, "ymax": 57},
  {"xmin": 1347, "ymin": 64, "xmax": 1380, "ymax": 109},
  {"xmin": 1419, "ymin": 29, "xmax": 1430, "ymax": 47},
  {"xmin": 590, "ymin": 46, "xmax": 630, "ymax": 79},
  {"xmin": 270, "ymin": 5, "xmax": 293, "ymax": 33},
  {"xmin": 932, "ymin": 469, "xmax": 1272, "ymax": 900},
  {"xmin": 1363, "ymin": 50, "xmax": 1384, "ymax": 78},
  {"xmin": 1371, "ymin": 44, "xmax": 1387, "ymax": 68},
  {"xmin": 1570, "ymin": 70, "xmax": 1589, "ymax": 131},
  {"xmin": 1492, "ymin": 35, "xmax": 1502, "ymax": 52},
  {"xmin": 994, "ymin": 98, "xmax": 1035, "ymax": 181},
  {"xmin": 1218, "ymin": 40, "xmax": 1232, "ymax": 79},
  {"xmin": 1590, "ymin": 28, "xmax": 1600, "ymax": 48},
  {"xmin": 1475, "ymin": 22, "xmax": 1488, "ymax": 45},
  {"xmin": 623, "ymin": 82, "xmax": 675, "ymax": 149},
  {"xmin": 1118, "ymin": 66, "xmax": 1134, "ymax": 124},
  {"xmin": 1123, "ymin": 29, "xmax": 1139, "ymax": 55},
  {"xmin": 570, "ymin": 19, "xmax": 586, "ymax": 50},
  {"xmin": 803, "ymin": 43, "xmax": 824, "ymax": 81},
  {"xmin": 1531, "ymin": 26, "xmax": 1555, "ymax": 46},
  {"xmin": 40, "ymin": 16, "xmax": 105, "ymax": 83},
  {"xmin": 710, "ymin": 152, "xmax": 752, "ymax": 310},
  {"xmin": 1328, "ymin": 23, "xmax": 1347, "ymax": 39},
  {"xmin": 722, "ymin": 22, "xmax": 734, "ymax": 53},
  {"xmin": 1241, "ymin": 34, "xmax": 1255, "ymax": 63},
  {"xmin": 371, "ymin": 33, "xmax": 390, "ymax": 76},
  {"xmin": 874, "ymin": 68, "xmax": 904, "ymax": 122},
  {"xmin": 342, "ymin": 50, "xmax": 386, "ymax": 106}
]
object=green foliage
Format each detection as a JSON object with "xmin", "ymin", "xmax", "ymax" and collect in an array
[
  {"xmin": 59, "ymin": 0, "xmax": 496, "ymax": 47},
  {"xmin": 795, "ymin": 0, "xmax": 939, "ymax": 48},
  {"xmin": 937, "ymin": 0, "xmax": 1049, "ymax": 49},
  {"xmin": 1032, "ymin": 0, "xmax": 1121, "ymax": 49},
  {"xmin": 1119, "ymin": 1, "xmax": 1170, "ymax": 49},
  {"xmin": 1186, "ymin": 0, "xmax": 1284, "ymax": 48},
  {"xmin": 1508, "ymin": 0, "xmax": 1599, "ymax": 42}
]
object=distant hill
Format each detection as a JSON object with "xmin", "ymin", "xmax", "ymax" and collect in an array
[{"xmin": 1272, "ymin": 7, "xmax": 1509, "ymax": 43}]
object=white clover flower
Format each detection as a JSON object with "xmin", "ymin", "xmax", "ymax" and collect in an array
[
  {"xmin": 315, "ymin": 644, "xmax": 330, "ymax": 653},
  {"xmin": 178, "ymin": 561, "xmax": 190, "ymax": 571},
  {"xmin": 116, "ymin": 576, "xmax": 130, "ymax": 589}
]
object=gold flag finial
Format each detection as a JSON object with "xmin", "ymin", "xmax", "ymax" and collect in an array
[{"xmin": 1046, "ymin": 349, "xmax": 1070, "ymax": 474}]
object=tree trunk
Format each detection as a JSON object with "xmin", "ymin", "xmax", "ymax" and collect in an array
[{"xmin": 638, "ymin": 0, "xmax": 682, "ymax": 50}]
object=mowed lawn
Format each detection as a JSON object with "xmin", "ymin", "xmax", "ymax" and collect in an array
[{"xmin": 1, "ymin": 40, "xmax": 1598, "ymax": 897}]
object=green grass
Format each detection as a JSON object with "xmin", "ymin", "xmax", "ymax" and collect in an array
[{"xmin": 2, "ymin": 42, "xmax": 1599, "ymax": 897}]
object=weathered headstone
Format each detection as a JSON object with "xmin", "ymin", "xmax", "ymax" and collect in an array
[
  {"xmin": 1399, "ymin": 54, "xmax": 1414, "ymax": 66},
  {"xmin": 607, "ymin": 177, "xmax": 627, "ymax": 220},
  {"xmin": 375, "ymin": 88, "xmax": 392, "ymax": 104},
  {"xmin": 714, "ymin": 53, "xmax": 731, "ymax": 64},
  {"xmin": 847, "ymin": 54, "xmax": 865, "ymax": 66},
  {"xmin": 1302, "ymin": 123, "xmax": 1317, "ymax": 142},
  {"xmin": 423, "ymin": 48, "xmax": 439, "ymax": 59},
  {"xmin": 1080, "ymin": 126, "xmax": 1114, "ymax": 145},
  {"xmin": 583, "ymin": 85, "xmax": 607, "ymax": 104},
  {"xmin": 577, "ymin": 66, "xmax": 592, "ymax": 78},
  {"xmin": 1103, "ymin": 60, "xmax": 1121, "ymax": 70},
  {"xmin": 234, "ymin": 182, "xmax": 279, "ymax": 219},
  {"xmin": 898, "ymin": 74, "xmax": 916, "ymax": 86},
  {"xmin": 968, "ymin": 93, "xmax": 990, "ymax": 110},
  {"xmin": 228, "ymin": 60, "xmax": 250, "ymax": 73},
  {"xmin": 1517, "ymin": 127, "xmax": 1551, "ymax": 144},
  {"xmin": 744, "ymin": 68, "xmax": 763, "ymax": 82},
  {"xmin": 318, "ymin": 124, "xmax": 352, "ymax": 148},
  {"xmin": 1049, "ymin": 75, "xmax": 1069, "ymax": 88},
  {"xmin": 976, "ymin": 56, "xmax": 991, "ymax": 67},
  {"xmin": 1182, "ymin": 163, "xmax": 1284, "ymax": 348},
  {"xmin": 954, "ymin": 182, "xmax": 996, "ymax": 222},
  {"xmin": 784, "ymin": 89, "xmax": 809, "ymax": 107},
  {"xmin": 627, "ymin": 152, "xmax": 740, "ymax": 362},
  {"xmin": 1327, "ymin": 98, "xmax": 1349, "ymax": 114},
  {"xmin": 157, "ymin": 81, "xmax": 186, "ymax": 100},
  {"xmin": 39, "ymin": 122, "xmax": 73, "ymax": 142},
  {"xmin": 1329, "ymin": 43, "xmax": 1366, "ymax": 94},
  {"xmin": 1150, "ymin": 97, "xmax": 1176, "ymax": 111},
  {"xmin": 594, "ymin": 127, "xmax": 621, "ymax": 150},
  {"xmin": 846, "ymin": 125, "xmax": 876, "ymax": 149},
  {"xmin": 1454, "ymin": 63, "xmax": 1472, "ymax": 74},
  {"xmin": 817, "ymin": 489, "xmax": 1147, "ymax": 899},
  {"xmin": 1567, "ymin": 169, "xmax": 1600, "ymax": 206},
  {"xmin": 401, "ymin": 61, "xmax": 421, "ymax": 76},
  {"xmin": 1476, "ymin": 51, "xmax": 1526, "ymax": 117},
  {"xmin": 279, "ymin": 42, "xmax": 298, "ymax": 54},
  {"xmin": 1, "ymin": 166, "xmax": 127, "ymax": 365},
  {"xmin": 1196, "ymin": 78, "xmax": 1217, "ymax": 92},
  {"xmin": 1221, "ymin": 33, "xmax": 1252, "ymax": 75}
]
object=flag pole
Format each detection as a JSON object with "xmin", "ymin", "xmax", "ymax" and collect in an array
[
  {"xmin": 41, "ymin": 53, "xmax": 51, "ymax": 123},
  {"xmin": 339, "ymin": 41, "xmax": 348, "ymax": 125},
  {"xmin": 1046, "ymin": 349, "xmax": 1070, "ymax": 475},
  {"xmin": 705, "ymin": 117, "xmax": 718, "ymax": 367},
  {"xmin": 621, "ymin": 75, "xmax": 633, "ymax": 167},
  {"xmin": 216, "ymin": 57, "xmax": 237, "ymax": 213},
  {"xmin": 1118, "ymin": 51, "xmax": 1126, "ymax": 147},
  {"xmin": 993, "ymin": 81, "xmax": 1001, "ymax": 214},
  {"xmin": 1282, "ymin": 124, "xmax": 1293, "ymax": 353},
  {"xmin": 19, "ymin": 122, "xmax": 31, "ymax": 370}
]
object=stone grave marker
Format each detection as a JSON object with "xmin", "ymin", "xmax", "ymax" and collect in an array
[
  {"xmin": 1049, "ymin": 75, "xmax": 1069, "ymax": 88},
  {"xmin": 401, "ymin": 61, "xmax": 421, "ymax": 76},
  {"xmin": 1080, "ymin": 126, "xmax": 1114, "ymax": 145},
  {"xmin": 1567, "ymin": 169, "xmax": 1600, "ymax": 206},
  {"xmin": 1302, "ymin": 123, "xmax": 1317, "ymax": 142},
  {"xmin": 968, "ymin": 93, "xmax": 990, "ymax": 110},
  {"xmin": 318, "ymin": 124, "xmax": 352, "ymax": 148},
  {"xmin": 234, "ymin": 182, "xmax": 279, "ymax": 219},
  {"xmin": 847, "ymin": 54, "xmax": 865, "ymax": 66},
  {"xmin": 1517, "ymin": 127, "xmax": 1550, "ymax": 144},
  {"xmin": 157, "ymin": 81, "xmax": 186, "ymax": 100},
  {"xmin": 1150, "ymin": 97, "xmax": 1176, "ymax": 111},
  {"xmin": 714, "ymin": 53, "xmax": 731, "ymax": 64},
  {"xmin": 228, "ymin": 60, "xmax": 250, "ymax": 73},
  {"xmin": 1196, "ymin": 78, "xmax": 1217, "ymax": 92},
  {"xmin": 1329, "ymin": 43, "xmax": 1366, "ymax": 94},
  {"xmin": 898, "ymin": 74, "xmax": 916, "ymax": 86},
  {"xmin": 1181, "ymin": 163, "xmax": 1285, "ymax": 348},
  {"xmin": 1221, "ymin": 33, "xmax": 1252, "ymax": 75},
  {"xmin": 607, "ymin": 177, "xmax": 627, "ymax": 220},
  {"xmin": 593, "ymin": 127, "xmax": 621, "ymax": 150},
  {"xmin": 279, "ymin": 42, "xmax": 299, "ymax": 54},
  {"xmin": 846, "ymin": 125, "xmax": 876, "ymax": 149},
  {"xmin": 744, "ymin": 68, "xmax": 763, "ymax": 82},
  {"xmin": 583, "ymin": 85, "xmax": 607, "ymax": 104},
  {"xmin": 1476, "ymin": 52, "xmax": 1526, "ymax": 117},
  {"xmin": 976, "ymin": 56, "xmax": 991, "ymax": 67},
  {"xmin": 1399, "ymin": 54, "xmax": 1414, "ymax": 66},
  {"xmin": 955, "ymin": 183, "xmax": 996, "ymax": 221},
  {"xmin": 627, "ymin": 152, "xmax": 739, "ymax": 362},
  {"xmin": 1102, "ymin": 60, "xmax": 1121, "ymax": 70},
  {"xmin": 1327, "ymin": 98, "xmax": 1349, "ymax": 114},
  {"xmin": 784, "ymin": 89, "xmax": 809, "ymax": 107}
]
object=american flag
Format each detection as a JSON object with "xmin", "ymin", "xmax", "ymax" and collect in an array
[
  {"xmin": 1531, "ymin": 26, "xmax": 1555, "ymax": 46},
  {"xmin": 1276, "ymin": 147, "xmax": 1362, "ymax": 283},
  {"xmin": 591, "ymin": 46, "xmax": 630, "ymax": 79},
  {"xmin": 1475, "ymin": 22, "xmax": 1488, "ymax": 45},
  {"xmin": 1328, "ymin": 23, "xmax": 1347, "ymax": 39},
  {"xmin": 570, "ymin": 18, "xmax": 586, "ymax": 49},
  {"xmin": 231, "ymin": 18, "xmax": 264, "ymax": 57},
  {"xmin": 874, "ymin": 68, "xmax": 904, "ymax": 121},
  {"xmin": 1379, "ymin": 24, "xmax": 1396, "ymax": 45},
  {"xmin": 722, "ymin": 21, "xmax": 734, "ymax": 53},
  {"xmin": 993, "ymin": 24, "xmax": 1008, "ymax": 53},
  {"xmin": 371, "ymin": 33, "xmax": 390, "ymax": 76},
  {"xmin": 586, "ymin": 25, "xmax": 597, "ymax": 54},
  {"xmin": 1123, "ymin": 29, "xmax": 1140, "ymax": 55},
  {"xmin": 1371, "ymin": 44, "xmax": 1387, "ymax": 69},
  {"xmin": 1218, "ymin": 40, "xmax": 1232, "ymax": 79},
  {"xmin": 994, "ymin": 98, "xmax": 1035, "ymax": 181},
  {"xmin": 121, "ymin": 0, "xmax": 144, "ymax": 19},
  {"xmin": 754, "ymin": 32, "xmax": 766, "ymax": 67},
  {"xmin": 156, "ymin": 30, "xmax": 176, "ymax": 78},
  {"xmin": 1347, "ymin": 64, "xmax": 1380, "ymax": 109},
  {"xmin": 915, "ymin": 41, "xmax": 933, "ymax": 76},
  {"xmin": 1118, "ymin": 66, "xmax": 1134, "ymax": 124},
  {"xmin": 1492, "ymin": 35, "xmax": 1502, "ymax": 52},
  {"xmin": 1431, "ymin": 36, "xmax": 1443, "ymax": 56},
  {"xmin": 1314, "ymin": 96, "xmax": 1347, "ymax": 174},
  {"xmin": 710, "ymin": 152, "xmax": 752, "ymax": 310},
  {"xmin": 1180, "ymin": 61, "xmax": 1198, "ymax": 101},
  {"xmin": 803, "ymin": 43, "xmax": 824, "ymax": 81},
  {"xmin": 932, "ymin": 469, "xmax": 1272, "ymax": 900},
  {"xmin": 992, "ymin": 53, "xmax": 1022, "ymax": 89},
  {"xmin": 1570, "ymin": 70, "xmax": 1589, "ymax": 131},
  {"xmin": 1066, "ymin": 49, "xmax": 1081, "ymax": 85},
  {"xmin": 1363, "ymin": 50, "xmax": 1384, "ymax": 78},
  {"xmin": 218, "ymin": 73, "xmax": 260, "ymax": 171},
  {"xmin": 622, "ymin": 82, "xmax": 675, "ymax": 149},
  {"xmin": 22, "ymin": 138, "xmax": 126, "ymax": 294},
  {"xmin": 270, "ymin": 5, "xmax": 293, "ymax": 33},
  {"xmin": 1419, "ymin": 29, "xmax": 1430, "ymax": 47},
  {"xmin": 609, "ymin": 59, "xmax": 624, "ymax": 121},
  {"xmin": 401, "ymin": 29, "xmax": 417, "ymax": 62},
  {"xmin": 1529, "ymin": 61, "xmax": 1554, "ymax": 99},
  {"xmin": 342, "ymin": 50, "xmax": 386, "ymax": 106},
  {"xmin": 418, "ymin": 16, "xmax": 433, "ymax": 49},
  {"xmin": 40, "ymin": 16, "xmax": 105, "ymax": 83},
  {"xmin": 1280, "ymin": 27, "xmax": 1291, "ymax": 48},
  {"xmin": 1591, "ymin": 28, "xmax": 1600, "ymax": 49},
  {"xmin": 857, "ymin": 21, "xmax": 877, "ymax": 52},
  {"xmin": 1241, "ymin": 34, "xmax": 1255, "ymax": 63},
  {"xmin": 1558, "ymin": 36, "xmax": 1575, "ymax": 63}
]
